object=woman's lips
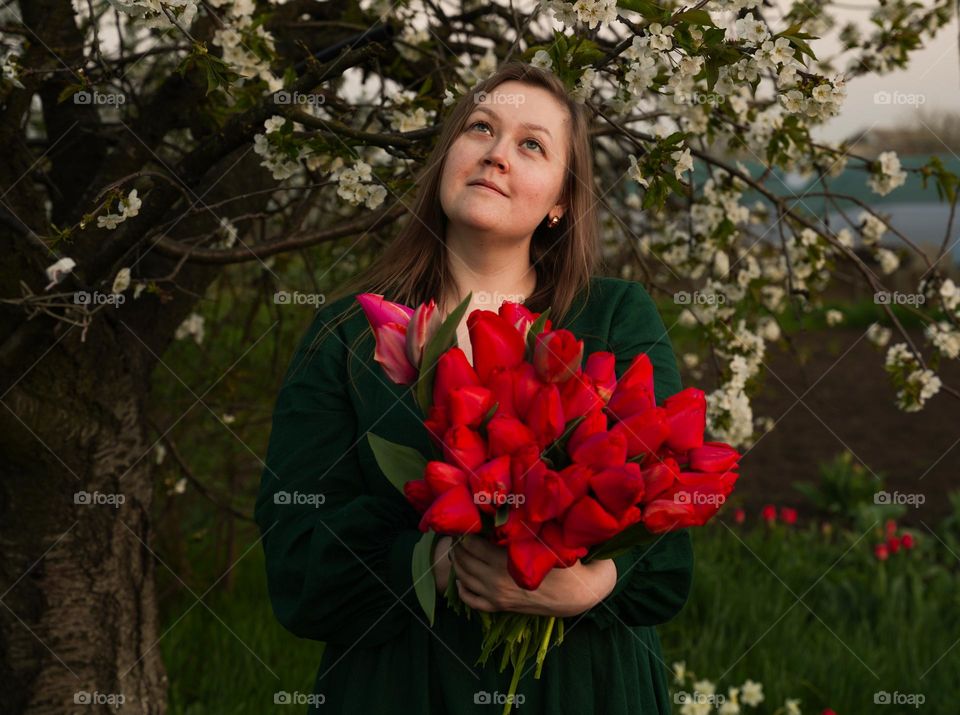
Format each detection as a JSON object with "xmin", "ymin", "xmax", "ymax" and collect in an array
[{"xmin": 470, "ymin": 183, "xmax": 506, "ymax": 197}]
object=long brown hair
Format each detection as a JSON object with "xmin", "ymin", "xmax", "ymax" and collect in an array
[{"xmin": 303, "ymin": 60, "xmax": 602, "ymax": 387}]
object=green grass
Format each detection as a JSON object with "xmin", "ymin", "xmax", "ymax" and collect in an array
[
  {"xmin": 160, "ymin": 519, "xmax": 959, "ymax": 714},
  {"xmin": 160, "ymin": 542, "xmax": 323, "ymax": 715}
]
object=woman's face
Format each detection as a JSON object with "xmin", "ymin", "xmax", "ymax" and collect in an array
[{"xmin": 439, "ymin": 80, "xmax": 571, "ymax": 242}]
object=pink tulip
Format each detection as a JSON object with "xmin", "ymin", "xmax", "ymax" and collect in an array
[
  {"xmin": 406, "ymin": 298, "xmax": 441, "ymax": 368},
  {"xmin": 356, "ymin": 293, "xmax": 417, "ymax": 384}
]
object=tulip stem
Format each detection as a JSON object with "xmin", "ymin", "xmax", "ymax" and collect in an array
[{"xmin": 534, "ymin": 616, "xmax": 555, "ymax": 679}]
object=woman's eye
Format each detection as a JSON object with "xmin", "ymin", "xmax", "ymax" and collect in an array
[{"xmin": 469, "ymin": 121, "xmax": 544, "ymax": 153}]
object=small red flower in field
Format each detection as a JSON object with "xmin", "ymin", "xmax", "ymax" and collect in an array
[
  {"xmin": 901, "ymin": 533, "xmax": 915, "ymax": 549},
  {"xmin": 761, "ymin": 504, "xmax": 777, "ymax": 523},
  {"xmin": 780, "ymin": 506, "xmax": 798, "ymax": 525},
  {"xmin": 734, "ymin": 508, "xmax": 746, "ymax": 524},
  {"xmin": 885, "ymin": 518, "xmax": 897, "ymax": 539},
  {"xmin": 821, "ymin": 709, "xmax": 837, "ymax": 715},
  {"xmin": 887, "ymin": 535, "xmax": 901, "ymax": 554},
  {"xmin": 874, "ymin": 543, "xmax": 889, "ymax": 561}
]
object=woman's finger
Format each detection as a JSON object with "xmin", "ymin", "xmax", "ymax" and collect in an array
[
  {"xmin": 457, "ymin": 580, "xmax": 495, "ymax": 612},
  {"xmin": 458, "ymin": 534, "xmax": 491, "ymax": 564}
]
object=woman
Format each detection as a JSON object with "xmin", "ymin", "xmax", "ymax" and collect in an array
[{"xmin": 254, "ymin": 61, "xmax": 693, "ymax": 714}]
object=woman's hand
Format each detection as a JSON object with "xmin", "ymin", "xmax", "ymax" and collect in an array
[
  {"xmin": 451, "ymin": 534, "xmax": 618, "ymax": 617},
  {"xmin": 432, "ymin": 535, "xmax": 455, "ymax": 594}
]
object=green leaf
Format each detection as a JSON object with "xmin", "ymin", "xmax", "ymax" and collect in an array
[
  {"xmin": 671, "ymin": 8, "xmax": 715, "ymax": 26},
  {"xmin": 416, "ymin": 292, "xmax": 473, "ymax": 414},
  {"xmin": 495, "ymin": 505, "xmax": 510, "ymax": 527},
  {"xmin": 412, "ymin": 530, "xmax": 439, "ymax": 625},
  {"xmin": 366, "ymin": 432, "xmax": 428, "ymax": 493},
  {"xmin": 524, "ymin": 307, "xmax": 554, "ymax": 360}
]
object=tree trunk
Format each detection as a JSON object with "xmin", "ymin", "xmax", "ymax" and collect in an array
[{"xmin": 0, "ymin": 320, "xmax": 167, "ymax": 714}]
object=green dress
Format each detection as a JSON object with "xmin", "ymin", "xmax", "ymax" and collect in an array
[{"xmin": 255, "ymin": 276, "xmax": 694, "ymax": 714}]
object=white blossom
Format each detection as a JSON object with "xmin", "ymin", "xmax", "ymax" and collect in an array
[{"xmin": 45, "ymin": 257, "xmax": 77, "ymax": 290}]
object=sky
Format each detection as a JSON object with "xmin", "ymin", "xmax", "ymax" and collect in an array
[{"xmin": 805, "ymin": 4, "xmax": 960, "ymax": 143}]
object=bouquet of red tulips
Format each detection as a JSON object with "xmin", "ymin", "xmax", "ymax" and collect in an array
[{"xmin": 356, "ymin": 291, "xmax": 740, "ymax": 714}]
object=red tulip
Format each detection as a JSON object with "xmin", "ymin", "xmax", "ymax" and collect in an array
[
  {"xmin": 734, "ymin": 507, "xmax": 746, "ymax": 524},
  {"xmin": 486, "ymin": 367, "xmax": 518, "ymax": 418},
  {"xmin": 508, "ymin": 532, "xmax": 559, "ymax": 590},
  {"xmin": 486, "ymin": 415, "xmax": 537, "ymax": 458},
  {"xmin": 356, "ymin": 293, "xmax": 417, "ymax": 384},
  {"xmin": 761, "ymin": 504, "xmax": 777, "ymax": 523},
  {"xmin": 540, "ymin": 521, "xmax": 587, "ymax": 567},
  {"xmin": 433, "ymin": 347, "xmax": 480, "ymax": 410},
  {"xmin": 885, "ymin": 518, "xmax": 897, "ymax": 539},
  {"xmin": 662, "ymin": 388, "xmax": 706, "ymax": 452},
  {"xmin": 584, "ymin": 352, "xmax": 616, "ymax": 403},
  {"xmin": 468, "ymin": 455, "xmax": 512, "ymax": 514},
  {"xmin": 406, "ymin": 298, "xmax": 442, "ymax": 368},
  {"xmin": 510, "ymin": 444, "xmax": 541, "ymax": 494},
  {"xmin": 610, "ymin": 406, "xmax": 669, "ymax": 458},
  {"xmin": 526, "ymin": 383, "xmax": 565, "ymax": 448},
  {"xmin": 874, "ymin": 543, "xmax": 889, "ymax": 561},
  {"xmin": 642, "ymin": 498, "xmax": 698, "ymax": 532},
  {"xmin": 403, "ymin": 479, "xmax": 433, "ymax": 512},
  {"xmin": 419, "ymin": 484, "xmax": 482, "ymax": 533},
  {"xmin": 887, "ymin": 535, "xmax": 901, "ymax": 554},
  {"xmin": 590, "ymin": 462, "xmax": 645, "ymax": 519},
  {"xmin": 533, "ymin": 330, "xmax": 584, "ymax": 383},
  {"xmin": 524, "ymin": 461, "xmax": 576, "ymax": 522},
  {"xmin": 558, "ymin": 371, "xmax": 605, "ymax": 421},
  {"xmin": 570, "ymin": 429, "xmax": 628, "ymax": 470},
  {"xmin": 424, "ymin": 461, "xmax": 468, "ymax": 495},
  {"xmin": 467, "ymin": 309, "xmax": 527, "ymax": 383},
  {"xmin": 780, "ymin": 506, "xmax": 798, "ymax": 525},
  {"xmin": 562, "ymin": 496, "xmax": 622, "ymax": 547},
  {"xmin": 607, "ymin": 353, "xmax": 655, "ymax": 419},
  {"xmin": 448, "ymin": 385, "xmax": 495, "ymax": 428},
  {"xmin": 640, "ymin": 457, "xmax": 680, "ymax": 501},
  {"xmin": 424, "ymin": 403, "xmax": 449, "ymax": 446},
  {"xmin": 559, "ymin": 463, "xmax": 593, "ymax": 502},
  {"xmin": 901, "ymin": 533, "xmax": 915, "ymax": 549},
  {"xmin": 567, "ymin": 409, "xmax": 607, "ymax": 455},
  {"xmin": 442, "ymin": 425, "xmax": 488, "ymax": 472},
  {"xmin": 512, "ymin": 363, "xmax": 543, "ymax": 421},
  {"xmin": 821, "ymin": 709, "xmax": 837, "ymax": 715},
  {"xmin": 688, "ymin": 441, "xmax": 740, "ymax": 472},
  {"xmin": 498, "ymin": 301, "xmax": 552, "ymax": 340}
]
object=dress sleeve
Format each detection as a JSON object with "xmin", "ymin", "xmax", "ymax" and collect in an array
[
  {"xmin": 254, "ymin": 311, "xmax": 426, "ymax": 647},
  {"xmin": 580, "ymin": 280, "xmax": 695, "ymax": 630}
]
